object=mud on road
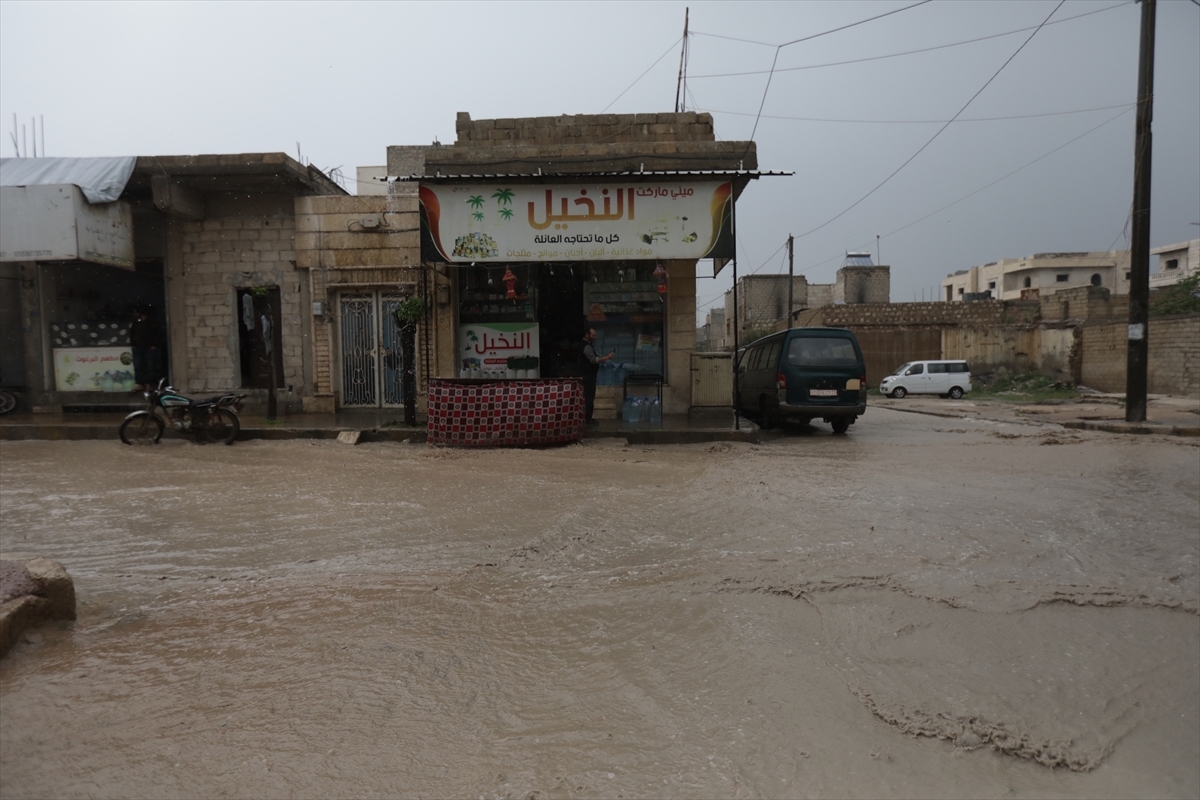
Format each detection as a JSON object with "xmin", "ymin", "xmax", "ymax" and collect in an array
[{"xmin": 2, "ymin": 408, "xmax": 1198, "ymax": 799}]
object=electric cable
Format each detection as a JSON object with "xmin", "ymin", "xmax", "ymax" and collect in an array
[
  {"xmin": 695, "ymin": 102, "xmax": 1134, "ymax": 125},
  {"xmin": 790, "ymin": 0, "xmax": 1067, "ymax": 242},
  {"xmin": 602, "ymin": 36, "xmax": 684, "ymax": 113},
  {"xmin": 689, "ymin": 2, "xmax": 1132, "ymax": 79},
  {"xmin": 744, "ymin": 0, "xmax": 934, "ymax": 145}
]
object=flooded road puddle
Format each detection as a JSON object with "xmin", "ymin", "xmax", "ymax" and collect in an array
[{"xmin": 3, "ymin": 414, "xmax": 1198, "ymax": 797}]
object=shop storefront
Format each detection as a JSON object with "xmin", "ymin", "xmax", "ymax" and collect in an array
[{"xmin": 417, "ymin": 175, "xmax": 747, "ymax": 443}]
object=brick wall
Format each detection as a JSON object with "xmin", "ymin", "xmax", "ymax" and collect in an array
[
  {"xmin": 453, "ymin": 112, "xmax": 716, "ymax": 146},
  {"xmin": 423, "ymin": 112, "xmax": 756, "ymax": 175},
  {"xmin": 179, "ymin": 197, "xmax": 300, "ymax": 393},
  {"xmin": 1079, "ymin": 314, "xmax": 1200, "ymax": 396},
  {"xmin": 819, "ymin": 299, "xmax": 1041, "ymax": 327}
]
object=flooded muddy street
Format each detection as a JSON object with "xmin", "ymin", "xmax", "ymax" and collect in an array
[{"xmin": 2, "ymin": 409, "xmax": 1198, "ymax": 799}]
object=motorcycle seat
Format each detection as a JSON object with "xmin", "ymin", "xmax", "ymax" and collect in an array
[{"xmin": 192, "ymin": 395, "xmax": 233, "ymax": 407}]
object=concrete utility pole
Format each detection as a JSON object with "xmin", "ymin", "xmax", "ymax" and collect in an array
[
  {"xmin": 1126, "ymin": 0, "xmax": 1156, "ymax": 422},
  {"xmin": 787, "ymin": 234, "xmax": 795, "ymax": 329}
]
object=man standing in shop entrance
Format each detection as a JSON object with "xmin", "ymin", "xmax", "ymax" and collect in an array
[{"xmin": 581, "ymin": 327, "xmax": 615, "ymax": 425}]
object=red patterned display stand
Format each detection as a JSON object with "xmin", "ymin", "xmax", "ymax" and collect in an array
[{"xmin": 426, "ymin": 378, "xmax": 584, "ymax": 447}]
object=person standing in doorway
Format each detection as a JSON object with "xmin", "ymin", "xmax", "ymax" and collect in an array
[
  {"xmin": 581, "ymin": 327, "xmax": 614, "ymax": 425},
  {"xmin": 130, "ymin": 307, "xmax": 161, "ymax": 390}
]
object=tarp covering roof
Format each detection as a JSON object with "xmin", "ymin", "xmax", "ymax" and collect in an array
[{"xmin": 0, "ymin": 157, "xmax": 137, "ymax": 203}]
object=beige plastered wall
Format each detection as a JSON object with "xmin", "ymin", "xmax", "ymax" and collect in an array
[{"xmin": 294, "ymin": 194, "xmax": 454, "ymax": 412}]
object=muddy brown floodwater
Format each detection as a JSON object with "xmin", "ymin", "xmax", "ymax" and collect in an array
[{"xmin": 1, "ymin": 408, "xmax": 1198, "ymax": 799}]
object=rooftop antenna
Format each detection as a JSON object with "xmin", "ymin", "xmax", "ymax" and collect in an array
[
  {"xmin": 31, "ymin": 117, "xmax": 36, "ymax": 158},
  {"xmin": 674, "ymin": 7, "xmax": 690, "ymax": 113},
  {"xmin": 40, "ymin": 114, "xmax": 44, "ymax": 157},
  {"xmin": 10, "ymin": 113, "xmax": 18, "ymax": 157}
]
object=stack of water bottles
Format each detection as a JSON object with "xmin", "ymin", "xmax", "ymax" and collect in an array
[{"xmin": 621, "ymin": 394, "xmax": 662, "ymax": 424}]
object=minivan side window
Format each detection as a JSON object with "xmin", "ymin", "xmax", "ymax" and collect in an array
[
  {"xmin": 928, "ymin": 363, "xmax": 947, "ymax": 373},
  {"xmin": 764, "ymin": 340, "xmax": 782, "ymax": 371},
  {"xmin": 747, "ymin": 346, "xmax": 764, "ymax": 371},
  {"xmin": 948, "ymin": 362, "xmax": 969, "ymax": 373},
  {"xmin": 906, "ymin": 363, "xmax": 924, "ymax": 375},
  {"xmin": 786, "ymin": 336, "xmax": 859, "ymax": 367}
]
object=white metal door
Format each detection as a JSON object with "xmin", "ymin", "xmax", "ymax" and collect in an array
[{"xmin": 340, "ymin": 292, "xmax": 405, "ymax": 407}]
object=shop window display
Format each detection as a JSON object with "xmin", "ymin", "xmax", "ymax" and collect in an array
[{"xmin": 456, "ymin": 262, "xmax": 665, "ymax": 382}]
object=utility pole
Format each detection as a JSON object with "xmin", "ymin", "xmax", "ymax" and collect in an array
[
  {"xmin": 787, "ymin": 234, "xmax": 795, "ymax": 329},
  {"xmin": 675, "ymin": 8, "xmax": 689, "ymax": 113},
  {"xmin": 1126, "ymin": 0, "xmax": 1155, "ymax": 422}
]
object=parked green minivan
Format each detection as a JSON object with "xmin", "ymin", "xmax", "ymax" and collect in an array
[{"xmin": 736, "ymin": 327, "xmax": 867, "ymax": 433}]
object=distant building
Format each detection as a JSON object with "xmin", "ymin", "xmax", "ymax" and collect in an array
[
  {"xmin": 941, "ymin": 250, "xmax": 1131, "ymax": 302},
  {"xmin": 696, "ymin": 308, "xmax": 725, "ymax": 351},
  {"xmin": 355, "ymin": 166, "xmax": 387, "ymax": 196},
  {"xmin": 1150, "ymin": 238, "xmax": 1199, "ymax": 289},
  {"xmin": 720, "ymin": 253, "xmax": 889, "ymax": 346}
]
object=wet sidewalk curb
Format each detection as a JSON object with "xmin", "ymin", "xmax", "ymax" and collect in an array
[
  {"xmin": 874, "ymin": 398, "xmax": 1200, "ymax": 436},
  {"xmin": 0, "ymin": 422, "xmax": 759, "ymax": 446}
]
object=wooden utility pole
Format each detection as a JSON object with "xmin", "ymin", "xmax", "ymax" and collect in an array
[
  {"xmin": 787, "ymin": 234, "xmax": 795, "ymax": 329},
  {"xmin": 1126, "ymin": 0, "xmax": 1156, "ymax": 422},
  {"xmin": 675, "ymin": 8, "xmax": 689, "ymax": 113}
]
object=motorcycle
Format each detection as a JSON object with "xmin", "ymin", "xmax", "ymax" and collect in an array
[
  {"xmin": 0, "ymin": 369, "xmax": 19, "ymax": 415},
  {"xmin": 120, "ymin": 378, "xmax": 247, "ymax": 446}
]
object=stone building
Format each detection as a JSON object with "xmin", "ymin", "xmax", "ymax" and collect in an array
[
  {"xmin": 941, "ymin": 250, "xmax": 1132, "ymax": 302},
  {"xmin": 720, "ymin": 254, "xmax": 888, "ymax": 347},
  {"xmin": 1, "ymin": 154, "xmax": 344, "ymax": 411},
  {"xmin": 1150, "ymin": 238, "xmax": 1199, "ymax": 289},
  {"xmin": 370, "ymin": 111, "xmax": 764, "ymax": 417}
]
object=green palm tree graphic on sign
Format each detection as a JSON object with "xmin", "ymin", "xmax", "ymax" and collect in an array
[
  {"xmin": 472, "ymin": 211, "xmax": 485, "ymax": 222},
  {"xmin": 491, "ymin": 188, "xmax": 514, "ymax": 206},
  {"xmin": 467, "ymin": 195, "xmax": 485, "ymax": 210},
  {"xmin": 498, "ymin": 207, "xmax": 514, "ymax": 221}
]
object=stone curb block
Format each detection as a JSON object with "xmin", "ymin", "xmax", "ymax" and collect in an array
[{"xmin": 0, "ymin": 558, "xmax": 76, "ymax": 658}]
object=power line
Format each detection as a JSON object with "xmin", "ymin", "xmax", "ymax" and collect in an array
[
  {"xmin": 697, "ymin": 102, "xmax": 1133, "ymax": 125},
  {"xmin": 792, "ymin": 0, "xmax": 1067, "ymax": 242},
  {"xmin": 745, "ymin": 0, "xmax": 933, "ymax": 144},
  {"xmin": 602, "ymin": 36, "xmax": 683, "ymax": 113},
  {"xmin": 690, "ymin": 2, "xmax": 1132, "ymax": 79},
  {"xmin": 700, "ymin": 97, "xmax": 1134, "ymax": 316}
]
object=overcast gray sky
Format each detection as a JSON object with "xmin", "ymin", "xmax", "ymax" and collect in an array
[{"xmin": 2, "ymin": 0, "xmax": 1197, "ymax": 319}]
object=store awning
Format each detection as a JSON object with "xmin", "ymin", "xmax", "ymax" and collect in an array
[{"xmin": 386, "ymin": 169, "xmax": 791, "ymax": 183}]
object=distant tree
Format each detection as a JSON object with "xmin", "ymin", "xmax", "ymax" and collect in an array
[{"xmin": 1150, "ymin": 272, "xmax": 1200, "ymax": 317}]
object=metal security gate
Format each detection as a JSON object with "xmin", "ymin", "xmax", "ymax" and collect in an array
[{"xmin": 340, "ymin": 292, "xmax": 406, "ymax": 407}]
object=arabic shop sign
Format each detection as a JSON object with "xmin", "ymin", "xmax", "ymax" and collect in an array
[
  {"xmin": 459, "ymin": 323, "xmax": 540, "ymax": 373},
  {"xmin": 53, "ymin": 347, "xmax": 137, "ymax": 392},
  {"xmin": 420, "ymin": 182, "xmax": 734, "ymax": 263}
]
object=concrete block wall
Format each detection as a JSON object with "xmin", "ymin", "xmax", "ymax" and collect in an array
[
  {"xmin": 834, "ymin": 266, "xmax": 890, "ymax": 304},
  {"xmin": 454, "ymin": 112, "xmax": 716, "ymax": 146},
  {"xmin": 179, "ymin": 208, "xmax": 301, "ymax": 393},
  {"xmin": 1079, "ymin": 315, "xmax": 1200, "ymax": 396},
  {"xmin": 425, "ymin": 112, "xmax": 756, "ymax": 175}
]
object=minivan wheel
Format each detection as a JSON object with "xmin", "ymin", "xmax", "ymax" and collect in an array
[
  {"xmin": 831, "ymin": 417, "xmax": 851, "ymax": 435},
  {"xmin": 890, "ymin": 387, "xmax": 907, "ymax": 399},
  {"xmin": 948, "ymin": 386, "xmax": 964, "ymax": 399}
]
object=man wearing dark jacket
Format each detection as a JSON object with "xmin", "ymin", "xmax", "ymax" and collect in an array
[
  {"xmin": 130, "ymin": 308, "xmax": 160, "ymax": 390},
  {"xmin": 581, "ymin": 327, "xmax": 614, "ymax": 425}
]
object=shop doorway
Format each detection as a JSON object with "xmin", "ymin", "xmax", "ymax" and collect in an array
[
  {"xmin": 237, "ymin": 287, "xmax": 284, "ymax": 389},
  {"xmin": 538, "ymin": 271, "xmax": 585, "ymax": 377},
  {"xmin": 339, "ymin": 291, "xmax": 406, "ymax": 407}
]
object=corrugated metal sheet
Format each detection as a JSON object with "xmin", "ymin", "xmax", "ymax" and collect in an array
[{"xmin": 691, "ymin": 352, "xmax": 733, "ymax": 407}]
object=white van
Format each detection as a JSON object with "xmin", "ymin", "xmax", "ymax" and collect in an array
[{"xmin": 879, "ymin": 360, "xmax": 972, "ymax": 399}]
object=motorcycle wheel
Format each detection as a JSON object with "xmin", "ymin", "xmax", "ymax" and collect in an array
[
  {"xmin": 119, "ymin": 413, "xmax": 164, "ymax": 445},
  {"xmin": 0, "ymin": 390, "xmax": 16, "ymax": 415},
  {"xmin": 204, "ymin": 408, "xmax": 240, "ymax": 445}
]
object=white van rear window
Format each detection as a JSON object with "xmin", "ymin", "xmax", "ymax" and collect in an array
[{"xmin": 787, "ymin": 337, "xmax": 859, "ymax": 367}]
